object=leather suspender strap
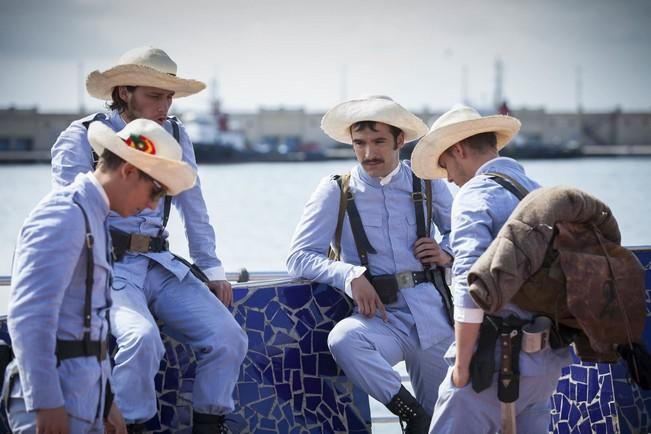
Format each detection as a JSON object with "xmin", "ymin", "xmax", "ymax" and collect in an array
[
  {"xmin": 72, "ymin": 201, "xmax": 94, "ymax": 357},
  {"xmin": 411, "ymin": 173, "xmax": 454, "ymax": 327},
  {"xmin": 82, "ymin": 113, "xmax": 108, "ymax": 169},
  {"xmin": 485, "ymin": 172, "xmax": 529, "ymax": 201},
  {"xmin": 412, "ymin": 173, "xmax": 427, "ymax": 239},
  {"xmin": 329, "ymin": 174, "xmax": 351, "ymax": 261},
  {"xmin": 158, "ymin": 116, "xmax": 181, "ymax": 234},
  {"xmin": 425, "ymin": 180, "xmax": 432, "ymax": 237},
  {"xmin": 345, "ymin": 188, "xmax": 377, "ymax": 268}
]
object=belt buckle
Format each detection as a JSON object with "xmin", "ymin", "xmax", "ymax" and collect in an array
[
  {"xmin": 129, "ymin": 234, "xmax": 151, "ymax": 253},
  {"xmin": 395, "ymin": 271, "xmax": 415, "ymax": 289}
]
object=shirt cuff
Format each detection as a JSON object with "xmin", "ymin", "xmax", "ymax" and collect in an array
[
  {"xmin": 344, "ymin": 266, "xmax": 367, "ymax": 298},
  {"xmin": 204, "ymin": 266, "xmax": 226, "ymax": 282},
  {"xmin": 454, "ymin": 306, "xmax": 485, "ymax": 323}
]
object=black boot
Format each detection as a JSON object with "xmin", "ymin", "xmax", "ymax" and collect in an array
[
  {"xmin": 192, "ymin": 412, "xmax": 231, "ymax": 434},
  {"xmin": 126, "ymin": 423, "xmax": 146, "ymax": 434},
  {"xmin": 385, "ymin": 385, "xmax": 431, "ymax": 434}
]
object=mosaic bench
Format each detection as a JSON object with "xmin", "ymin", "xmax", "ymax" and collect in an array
[{"xmin": 0, "ymin": 247, "xmax": 649, "ymax": 433}]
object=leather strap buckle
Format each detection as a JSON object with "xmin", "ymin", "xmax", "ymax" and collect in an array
[
  {"xmin": 395, "ymin": 271, "xmax": 415, "ymax": 289},
  {"xmin": 129, "ymin": 234, "xmax": 151, "ymax": 252}
]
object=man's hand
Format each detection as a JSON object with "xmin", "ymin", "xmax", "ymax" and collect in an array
[
  {"xmin": 351, "ymin": 275, "xmax": 387, "ymax": 322},
  {"xmin": 206, "ymin": 280, "xmax": 233, "ymax": 307},
  {"xmin": 104, "ymin": 402, "xmax": 127, "ymax": 434},
  {"xmin": 36, "ymin": 407, "xmax": 69, "ymax": 434},
  {"xmin": 414, "ymin": 237, "xmax": 452, "ymax": 266}
]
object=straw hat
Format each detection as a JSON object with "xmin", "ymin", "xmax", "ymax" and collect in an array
[
  {"xmin": 411, "ymin": 104, "xmax": 521, "ymax": 179},
  {"xmin": 88, "ymin": 119, "xmax": 196, "ymax": 195},
  {"xmin": 321, "ymin": 95, "xmax": 428, "ymax": 144},
  {"xmin": 86, "ymin": 46, "xmax": 206, "ymax": 100}
]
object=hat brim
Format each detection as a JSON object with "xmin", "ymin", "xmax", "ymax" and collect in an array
[
  {"xmin": 321, "ymin": 99, "xmax": 428, "ymax": 144},
  {"xmin": 86, "ymin": 65, "xmax": 206, "ymax": 100},
  {"xmin": 411, "ymin": 116, "xmax": 521, "ymax": 179},
  {"xmin": 88, "ymin": 122, "xmax": 196, "ymax": 195}
]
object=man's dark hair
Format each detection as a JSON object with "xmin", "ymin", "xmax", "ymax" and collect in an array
[
  {"xmin": 108, "ymin": 85, "xmax": 137, "ymax": 112},
  {"xmin": 97, "ymin": 148, "xmax": 126, "ymax": 171},
  {"xmin": 350, "ymin": 121, "xmax": 402, "ymax": 143},
  {"xmin": 459, "ymin": 132, "xmax": 497, "ymax": 153}
]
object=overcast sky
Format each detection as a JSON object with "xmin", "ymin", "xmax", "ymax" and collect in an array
[{"xmin": 1, "ymin": 0, "xmax": 650, "ymax": 114}]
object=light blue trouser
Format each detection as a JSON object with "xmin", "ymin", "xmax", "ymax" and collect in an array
[
  {"xmin": 429, "ymin": 363, "xmax": 563, "ymax": 434},
  {"xmin": 110, "ymin": 263, "xmax": 248, "ymax": 423},
  {"xmin": 7, "ymin": 398, "xmax": 103, "ymax": 434},
  {"xmin": 327, "ymin": 313, "xmax": 453, "ymax": 415}
]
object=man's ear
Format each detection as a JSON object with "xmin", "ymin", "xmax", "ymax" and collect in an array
[
  {"xmin": 451, "ymin": 142, "xmax": 465, "ymax": 158},
  {"xmin": 396, "ymin": 131, "xmax": 406, "ymax": 150},
  {"xmin": 117, "ymin": 86, "xmax": 130, "ymax": 103},
  {"xmin": 119, "ymin": 162, "xmax": 139, "ymax": 180}
]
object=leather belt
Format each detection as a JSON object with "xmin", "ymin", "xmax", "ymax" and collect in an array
[
  {"xmin": 372, "ymin": 271, "xmax": 430, "ymax": 291},
  {"xmin": 371, "ymin": 271, "xmax": 431, "ymax": 305},
  {"xmin": 56, "ymin": 339, "xmax": 108, "ymax": 361},
  {"xmin": 110, "ymin": 229, "xmax": 168, "ymax": 259}
]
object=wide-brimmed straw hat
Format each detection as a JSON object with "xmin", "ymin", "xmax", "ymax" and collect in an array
[
  {"xmin": 88, "ymin": 119, "xmax": 196, "ymax": 196},
  {"xmin": 321, "ymin": 95, "xmax": 428, "ymax": 144},
  {"xmin": 86, "ymin": 46, "xmax": 206, "ymax": 100},
  {"xmin": 411, "ymin": 104, "xmax": 521, "ymax": 179}
]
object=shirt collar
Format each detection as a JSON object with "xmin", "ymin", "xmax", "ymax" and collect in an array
[
  {"xmin": 86, "ymin": 172, "xmax": 110, "ymax": 208},
  {"xmin": 379, "ymin": 163, "xmax": 401, "ymax": 186}
]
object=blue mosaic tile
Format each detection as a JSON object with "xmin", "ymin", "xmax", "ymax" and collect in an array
[
  {"xmin": 318, "ymin": 352, "xmax": 339, "ymax": 376},
  {"xmin": 295, "ymin": 319, "xmax": 310, "ymax": 338},
  {"xmin": 571, "ymin": 365, "xmax": 588, "ymax": 383},
  {"xmin": 299, "ymin": 331, "xmax": 312, "ymax": 353},
  {"xmin": 296, "ymin": 307, "xmax": 317, "ymax": 328},
  {"xmin": 245, "ymin": 309, "xmax": 265, "ymax": 331},
  {"xmin": 238, "ymin": 381, "xmax": 259, "ymax": 401},
  {"xmin": 246, "ymin": 286, "xmax": 276, "ymax": 308},
  {"xmin": 302, "ymin": 354, "xmax": 317, "ymax": 376},
  {"xmin": 271, "ymin": 307, "xmax": 294, "ymax": 331},
  {"xmin": 247, "ymin": 329, "xmax": 265, "ymax": 350},
  {"xmin": 313, "ymin": 330, "xmax": 330, "ymax": 353},
  {"xmin": 278, "ymin": 285, "xmax": 312, "ymax": 309},
  {"xmin": 285, "ymin": 347, "xmax": 301, "ymax": 370}
]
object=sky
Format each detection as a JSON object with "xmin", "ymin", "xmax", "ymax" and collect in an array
[{"xmin": 1, "ymin": 0, "xmax": 650, "ymax": 114}]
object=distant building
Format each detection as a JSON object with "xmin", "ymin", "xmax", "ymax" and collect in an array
[{"xmin": 1, "ymin": 106, "xmax": 651, "ymax": 162}]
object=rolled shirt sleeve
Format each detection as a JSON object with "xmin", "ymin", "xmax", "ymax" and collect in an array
[{"xmin": 449, "ymin": 187, "xmax": 496, "ymax": 324}]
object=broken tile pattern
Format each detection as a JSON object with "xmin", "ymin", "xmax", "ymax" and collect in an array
[{"xmin": 0, "ymin": 248, "xmax": 649, "ymax": 433}]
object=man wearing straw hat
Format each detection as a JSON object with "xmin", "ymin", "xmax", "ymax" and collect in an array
[
  {"xmin": 287, "ymin": 96, "xmax": 455, "ymax": 433},
  {"xmin": 411, "ymin": 105, "xmax": 571, "ymax": 434},
  {"xmin": 6, "ymin": 119, "xmax": 195, "ymax": 434},
  {"xmin": 50, "ymin": 46, "xmax": 247, "ymax": 433}
]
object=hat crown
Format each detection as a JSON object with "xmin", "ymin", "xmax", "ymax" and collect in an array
[
  {"xmin": 116, "ymin": 119, "xmax": 182, "ymax": 161},
  {"xmin": 430, "ymin": 104, "xmax": 482, "ymax": 132},
  {"xmin": 118, "ymin": 46, "xmax": 177, "ymax": 75}
]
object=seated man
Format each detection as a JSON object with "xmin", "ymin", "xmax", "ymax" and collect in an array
[
  {"xmin": 287, "ymin": 96, "xmax": 455, "ymax": 433},
  {"xmin": 50, "ymin": 46, "xmax": 248, "ymax": 433}
]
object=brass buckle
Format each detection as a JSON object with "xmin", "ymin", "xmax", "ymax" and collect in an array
[
  {"xmin": 129, "ymin": 234, "xmax": 151, "ymax": 252},
  {"xmin": 412, "ymin": 192, "xmax": 425, "ymax": 202},
  {"xmin": 395, "ymin": 271, "xmax": 415, "ymax": 289}
]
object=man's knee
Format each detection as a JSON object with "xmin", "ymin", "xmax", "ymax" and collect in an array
[
  {"xmin": 200, "ymin": 318, "xmax": 248, "ymax": 364},
  {"xmin": 327, "ymin": 322, "xmax": 362, "ymax": 358},
  {"xmin": 116, "ymin": 320, "xmax": 165, "ymax": 361}
]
